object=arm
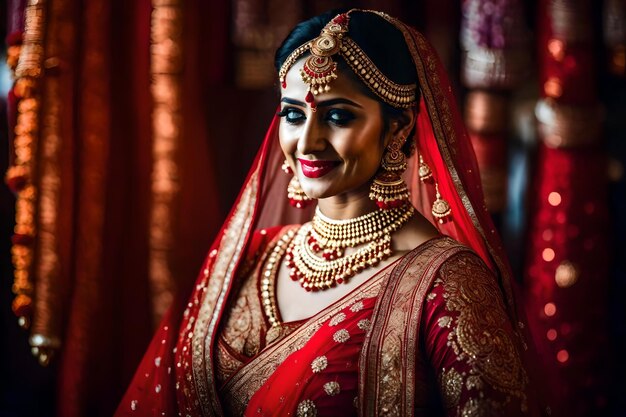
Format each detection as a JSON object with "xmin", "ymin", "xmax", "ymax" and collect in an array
[{"xmin": 422, "ymin": 252, "xmax": 530, "ymax": 416}]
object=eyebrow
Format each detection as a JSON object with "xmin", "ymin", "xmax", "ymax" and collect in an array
[{"xmin": 280, "ymin": 97, "xmax": 363, "ymax": 109}]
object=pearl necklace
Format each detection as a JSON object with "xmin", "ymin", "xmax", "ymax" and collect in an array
[{"xmin": 285, "ymin": 204, "xmax": 414, "ymax": 291}]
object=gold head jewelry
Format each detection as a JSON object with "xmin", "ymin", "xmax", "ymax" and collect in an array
[{"xmin": 279, "ymin": 11, "xmax": 417, "ymax": 109}]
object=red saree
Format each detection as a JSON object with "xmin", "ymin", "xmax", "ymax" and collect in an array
[{"xmin": 115, "ymin": 10, "xmax": 542, "ymax": 417}]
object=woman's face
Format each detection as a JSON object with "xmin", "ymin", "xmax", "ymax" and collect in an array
[{"xmin": 279, "ymin": 58, "xmax": 391, "ymax": 201}]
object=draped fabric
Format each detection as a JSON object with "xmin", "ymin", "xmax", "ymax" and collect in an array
[
  {"xmin": 3, "ymin": 0, "xmax": 223, "ymax": 415},
  {"xmin": 114, "ymin": 10, "xmax": 540, "ymax": 416},
  {"xmin": 522, "ymin": 1, "xmax": 611, "ymax": 416}
]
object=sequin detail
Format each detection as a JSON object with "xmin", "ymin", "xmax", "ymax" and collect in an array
[
  {"xmin": 296, "ymin": 399, "xmax": 317, "ymax": 417},
  {"xmin": 440, "ymin": 367, "xmax": 463, "ymax": 408},
  {"xmin": 333, "ymin": 329, "xmax": 350, "ymax": 343},
  {"xmin": 323, "ymin": 381, "xmax": 341, "ymax": 396},
  {"xmin": 466, "ymin": 375, "xmax": 483, "ymax": 391},
  {"xmin": 329, "ymin": 312, "xmax": 347, "ymax": 326},
  {"xmin": 311, "ymin": 356, "xmax": 328, "ymax": 373}
]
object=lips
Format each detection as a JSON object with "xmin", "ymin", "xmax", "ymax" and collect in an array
[{"xmin": 298, "ymin": 158, "xmax": 340, "ymax": 178}]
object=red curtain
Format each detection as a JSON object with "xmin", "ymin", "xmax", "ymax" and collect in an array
[{"xmin": 3, "ymin": 0, "xmax": 225, "ymax": 415}]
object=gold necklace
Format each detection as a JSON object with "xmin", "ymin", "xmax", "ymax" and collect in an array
[
  {"xmin": 285, "ymin": 204, "xmax": 414, "ymax": 291},
  {"xmin": 260, "ymin": 228, "xmax": 297, "ymax": 344},
  {"xmin": 261, "ymin": 228, "xmax": 296, "ymax": 328}
]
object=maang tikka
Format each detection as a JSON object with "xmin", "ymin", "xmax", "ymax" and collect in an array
[
  {"xmin": 278, "ymin": 11, "xmax": 417, "ymax": 111},
  {"xmin": 283, "ymin": 160, "xmax": 314, "ymax": 209},
  {"xmin": 369, "ymin": 137, "xmax": 410, "ymax": 209}
]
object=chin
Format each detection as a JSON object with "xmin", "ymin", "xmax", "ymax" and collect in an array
[{"xmin": 299, "ymin": 179, "xmax": 341, "ymax": 199}]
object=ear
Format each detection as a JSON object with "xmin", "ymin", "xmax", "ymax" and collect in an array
[
  {"xmin": 392, "ymin": 105, "xmax": 417, "ymax": 140},
  {"xmin": 384, "ymin": 104, "xmax": 418, "ymax": 147}
]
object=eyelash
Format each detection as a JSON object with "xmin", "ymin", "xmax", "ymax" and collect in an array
[{"xmin": 277, "ymin": 107, "xmax": 355, "ymax": 127}]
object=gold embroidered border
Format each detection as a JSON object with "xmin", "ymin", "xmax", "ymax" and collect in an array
[
  {"xmin": 215, "ymin": 225, "xmax": 298, "ymax": 384},
  {"xmin": 192, "ymin": 171, "xmax": 258, "ymax": 417},
  {"xmin": 221, "ymin": 259, "xmax": 389, "ymax": 416},
  {"xmin": 149, "ymin": 0, "xmax": 183, "ymax": 326},
  {"xmin": 358, "ymin": 236, "xmax": 467, "ymax": 415}
]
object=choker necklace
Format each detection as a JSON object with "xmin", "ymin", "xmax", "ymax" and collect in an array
[{"xmin": 285, "ymin": 204, "xmax": 414, "ymax": 291}]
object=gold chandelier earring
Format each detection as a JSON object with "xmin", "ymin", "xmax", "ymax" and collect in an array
[
  {"xmin": 283, "ymin": 160, "xmax": 314, "ymax": 209},
  {"xmin": 431, "ymin": 183, "xmax": 452, "ymax": 224},
  {"xmin": 418, "ymin": 154, "xmax": 433, "ymax": 183},
  {"xmin": 369, "ymin": 137, "xmax": 410, "ymax": 209}
]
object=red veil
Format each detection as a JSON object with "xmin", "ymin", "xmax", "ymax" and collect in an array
[{"xmin": 115, "ymin": 11, "xmax": 525, "ymax": 416}]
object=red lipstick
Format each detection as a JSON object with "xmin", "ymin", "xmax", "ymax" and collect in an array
[{"xmin": 298, "ymin": 158, "xmax": 340, "ymax": 178}]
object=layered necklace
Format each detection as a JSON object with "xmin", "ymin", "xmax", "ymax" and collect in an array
[{"xmin": 285, "ymin": 204, "xmax": 414, "ymax": 291}]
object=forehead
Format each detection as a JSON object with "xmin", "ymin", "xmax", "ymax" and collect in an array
[{"xmin": 281, "ymin": 56, "xmax": 373, "ymax": 102}]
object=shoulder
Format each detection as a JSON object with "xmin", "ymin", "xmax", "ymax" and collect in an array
[
  {"xmin": 398, "ymin": 235, "xmax": 477, "ymax": 278},
  {"xmin": 431, "ymin": 245, "xmax": 504, "ymax": 310},
  {"xmin": 424, "ymin": 243, "xmax": 507, "ymax": 329}
]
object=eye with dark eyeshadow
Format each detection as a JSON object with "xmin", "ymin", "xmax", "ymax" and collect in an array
[
  {"xmin": 325, "ymin": 108, "xmax": 355, "ymax": 126},
  {"xmin": 277, "ymin": 107, "xmax": 306, "ymax": 125}
]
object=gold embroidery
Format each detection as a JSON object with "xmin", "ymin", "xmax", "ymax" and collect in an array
[
  {"xmin": 357, "ymin": 318, "xmax": 371, "ymax": 331},
  {"xmin": 350, "ymin": 301, "xmax": 364, "ymax": 312},
  {"xmin": 440, "ymin": 367, "xmax": 463, "ymax": 408},
  {"xmin": 192, "ymin": 172, "xmax": 258, "ymax": 413},
  {"xmin": 329, "ymin": 312, "xmax": 346, "ymax": 326},
  {"xmin": 460, "ymin": 398, "xmax": 500, "ymax": 417},
  {"xmin": 441, "ymin": 253, "xmax": 528, "ymax": 408},
  {"xmin": 359, "ymin": 237, "xmax": 461, "ymax": 415},
  {"xmin": 216, "ymin": 228, "xmax": 304, "ymax": 392},
  {"xmin": 438, "ymin": 316, "xmax": 452, "ymax": 328},
  {"xmin": 221, "ymin": 267, "xmax": 263, "ymax": 356},
  {"xmin": 466, "ymin": 374, "xmax": 483, "ymax": 391},
  {"xmin": 379, "ymin": 337, "xmax": 402, "ymax": 415},
  {"xmin": 214, "ymin": 227, "xmax": 292, "ymax": 385},
  {"xmin": 333, "ymin": 329, "xmax": 350, "ymax": 343},
  {"xmin": 323, "ymin": 381, "xmax": 341, "ymax": 396},
  {"xmin": 427, "ymin": 292, "xmax": 437, "ymax": 301},
  {"xmin": 311, "ymin": 356, "xmax": 328, "ymax": 373},
  {"xmin": 215, "ymin": 339, "xmax": 244, "ymax": 386},
  {"xmin": 222, "ymin": 265, "xmax": 387, "ymax": 416},
  {"xmin": 297, "ymin": 399, "xmax": 317, "ymax": 417}
]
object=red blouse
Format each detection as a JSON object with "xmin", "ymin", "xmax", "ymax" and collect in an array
[{"xmin": 213, "ymin": 227, "xmax": 530, "ymax": 417}]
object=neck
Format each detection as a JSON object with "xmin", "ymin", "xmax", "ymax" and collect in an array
[{"xmin": 316, "ymin": 182, "xmax": 379, "ymax": 220}]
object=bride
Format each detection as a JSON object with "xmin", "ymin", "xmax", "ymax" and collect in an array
[{"xmin": 116, "ymin": 9, "xmax": 541, "ymax": 417}]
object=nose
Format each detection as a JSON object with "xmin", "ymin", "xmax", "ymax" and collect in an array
[{"xmin": 297, "ymin": 117, "xmax": 327, "ymax": 156}]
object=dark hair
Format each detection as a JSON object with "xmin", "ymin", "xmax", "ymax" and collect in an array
[{"xmin": 275, "ymin": 10, "xmax": 419, "ymax": 154}]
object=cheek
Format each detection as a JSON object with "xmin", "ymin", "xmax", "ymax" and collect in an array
[
  {"xmin": 278, "ymin": 124, "xmax": 298, "ymax": 156},
  {"xmin": 335, "ymin": 124, "xmax": 384, "ymax": 169}
]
